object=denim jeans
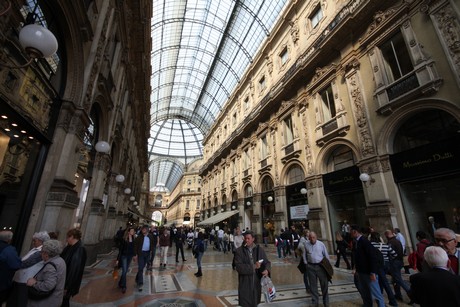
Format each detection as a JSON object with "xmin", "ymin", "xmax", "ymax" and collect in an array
[
  {"xmin": 119, "ymin": 255, "xmax": 133, "ymax": 288},
  {"xmin": 390, "ymin": 259, "xmax": 411, "ymax": 297},
  {"xmin": 135, "ymin": 250, "xmax": 150, "ymax": 285},
  {"xmin": 355, "ymin": 272, "xmax": 385, "ymax": 307},
  {"xmin": 196, "ymin": 251, "xmax": 203, "ymax": 268}
]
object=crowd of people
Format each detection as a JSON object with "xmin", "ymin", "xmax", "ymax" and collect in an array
[
  {"xmin": 2, "ymin": 222, "xmax": 460, "ymax": 307},
  {"xmin": 0, "ymin": 228, "xmax": 87, "ymax": 307}
]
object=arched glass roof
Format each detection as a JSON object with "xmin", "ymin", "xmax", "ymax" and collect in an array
[{"xmin": 148, "ymin": 0, "xmax": 289, "ymax": 191}]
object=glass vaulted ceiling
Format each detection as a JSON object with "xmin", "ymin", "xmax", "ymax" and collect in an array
[{"xmin": 148, "ymin": 0, "xmax": 289, "ymax": 192}]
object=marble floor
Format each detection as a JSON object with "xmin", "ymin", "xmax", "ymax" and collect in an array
[{"xmin": 70, "ymin": 245, "xmax": 415, "ymax": 306}]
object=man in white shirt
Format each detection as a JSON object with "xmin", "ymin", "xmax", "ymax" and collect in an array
[{"xmin": 304, "ymin": 231, "xmax": 330, "ymax": 307}]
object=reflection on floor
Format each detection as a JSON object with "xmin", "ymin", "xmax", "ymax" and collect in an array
[{"xmin": 70, "ymin": 245, "xmax": 415, "ymax": 306}]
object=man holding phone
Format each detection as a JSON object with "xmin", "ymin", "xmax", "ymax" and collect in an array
[{"xmin": 234, "ymin": 230, "xmax": 271, "ymax": 307}]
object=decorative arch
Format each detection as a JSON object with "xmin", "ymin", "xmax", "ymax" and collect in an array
[
  {"xmin": 279, "ymin": 160, "xmax": 306, "ymax": 186},
  {"xmin": 376, "ymin": 99, "xmax": 460, "ymax": 155},
  {"xmin": 316, "ymin": 140, "xmax": 361, "ymax": 174}
]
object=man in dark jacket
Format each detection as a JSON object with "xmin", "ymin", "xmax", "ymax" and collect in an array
[
  {"xmin": 60, "ymin": 228, "xmax": 87, "ymax": 307},
  {"xmin": 385, "ymin": 229, "xmax": 411, "ymax": 302},
  {"xmin": 0, "ymin": 230, "xmax": 21, "ymax": 304},
  {"xmin": 134, "ymin": 225, "xmax": 154, "ymax": 291},
  {"xmin": 234, "ymin": 230, "xmax": 271, "ymax": 307},
  {"xmin": 410, "ymin": 246, "xmax": 460, "ymax": 307},
  {"xmin": 174, "ymin": 228, "xmax": 187, "ymax": 263},
  {"xmin": 350, "ymin": 225, "xmax": 385, "ymax": 307}
]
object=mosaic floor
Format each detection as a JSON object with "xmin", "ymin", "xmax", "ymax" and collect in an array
[{"xmin": 70, "ymin": 245, "xmax": 416, "ymax": 306}]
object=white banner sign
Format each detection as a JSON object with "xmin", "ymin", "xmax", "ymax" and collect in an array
[{"xmin": 290, "ymin": 205, "xmax": 309, "ymax": 220}]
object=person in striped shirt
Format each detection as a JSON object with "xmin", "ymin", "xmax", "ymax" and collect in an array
[{"xmin": 369, "ymin": 232, "xmax": 398, "ymax": 306}]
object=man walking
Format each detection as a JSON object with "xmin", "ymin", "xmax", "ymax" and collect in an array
[
  {"xmin": 234, "ymin": 230, "xmax": 271, "ymax": 307},
  {"xmin": 174, "ymin": 228, "xmax": 187, "ymax": 263},
  {"xmin": 385, "ymin": 230, "xmax": 411, "ymax": 302},
  {"xmin": 350, "ymin": 225, "xmax": 385, "ymax": 307},
  {"xmin": 134, "ymin": 225, "xmax": 154, "ymax": 291},
  {"xmin": 303, "ymin": 231, "xmax": 330, "ymax": 307}
]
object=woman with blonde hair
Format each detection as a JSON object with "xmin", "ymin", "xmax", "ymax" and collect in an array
[
  {"xmin": 334, "ymin": 230, "xmax": 351, "ymax": 269},
  {"xmin": 116, "ymin": 227, "xmax": 136, "ymax": 293}
]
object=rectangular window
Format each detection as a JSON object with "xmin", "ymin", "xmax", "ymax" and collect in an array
[
  {"xmin": 280, "ymin": 47, "xmax": 288, "ymax": 65},
  {"xmin": 320, "ymin": 84, "xmax": 336, "ymax": 121},
  {"xmin": 233, "ymin": 112, "xmax": 237, "ymax": 126},
  {"xmin": 196, "ymin": 199, "xmax": 200, "ymax": 210},
  {"xmin": 380, "ymin": 31, "xmax": 413, "ymax": 83},
  {"xmin": 260, "ymin": 135, "xmax": 268, "ymax": 159},
  {"xmin": 259, "ymin": 76, "xmax": 266, "ymax": 91},
  {"xmin": 310, "ymin": 6, "xmax": 323, "ymax": 29},
  {"xmin": 186, "ymin": 200, "xmax": 190, "ymax": 210},
  {"xmin": 232, "ymin": 160, "xmax": 236, "ymax": 177},
  {"xmin": 284, "ymin": 116, "xmax": 294, "ymax": 144},
  {"xmin": 244, "ymin": 97, "xmax": 250, "ymax": 110},
  {"xmin": 244, "ymin": 149, "xmax": 250, "ymax": 170}
]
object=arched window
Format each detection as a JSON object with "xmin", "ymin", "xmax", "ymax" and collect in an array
[
  {"xmin": 326, "ymin": 146, "xmax": 356, "ymax": 172},
  {"xmin": 286, "ymin": 164, "xmax": 305, "ymax": 185}
]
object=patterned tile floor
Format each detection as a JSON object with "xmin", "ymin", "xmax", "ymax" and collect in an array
[{"xmin": 70, "ymin": 245, "xmax": 416, "ymax": 306}]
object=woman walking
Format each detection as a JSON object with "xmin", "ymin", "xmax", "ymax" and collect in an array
[
  {"xmin": 116, "ymin": 227, "xmax": 136, "ymax": 293},
  {"xmin": 194, "ymin": 232, "xmax": 205, "ymax": 277},
  {"xmin": 334, "ymin": 231, "xmax": 351, "ymax": 269}
]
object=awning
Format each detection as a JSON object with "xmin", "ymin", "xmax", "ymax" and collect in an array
[{"xmin": 197, "ymin": 210, "xmax": 239, "ymax": 226}]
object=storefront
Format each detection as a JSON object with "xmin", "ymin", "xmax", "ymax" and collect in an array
[
  {"xmin": 0, "ymin": 101, "xmax": 54, "ymax": 249},
  {"xmin": 323, "ymin": 165, "xmax": 366, "ymax": 241}
]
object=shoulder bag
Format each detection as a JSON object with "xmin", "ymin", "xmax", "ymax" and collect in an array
[{"xmin": 28, "ymin": 261, "xmax": 57, "ymax": 300}]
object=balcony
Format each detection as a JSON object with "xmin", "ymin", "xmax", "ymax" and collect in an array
[
  {"xmin": 315, "ymin": 111, "xmax": 349, "ymax": 146},
  {"xmin": 281, "ymin": 139, "xmax": 302, "ymax": 164},
  {"xmin": 375, "ymin": 60, "xmax": 442, "ymax": 115},
  {"xmin": 258, "ymin": 156, "xmax": 273, "ymax": 174}
]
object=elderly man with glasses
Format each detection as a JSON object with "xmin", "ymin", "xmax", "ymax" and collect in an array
[{"xmin": 434, "ymin": 228, "xmax": 460, "ymax": 275}]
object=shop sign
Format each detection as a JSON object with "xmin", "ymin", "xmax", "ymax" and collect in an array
[
  {"xmin": 390, "ymin": 136, "xmax": 460, "ymax": 183},
  {"xmin": 290, "ymin": 205, "xmax": 309, "ymax": 220}
]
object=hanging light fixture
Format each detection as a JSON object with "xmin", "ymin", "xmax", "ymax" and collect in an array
[
  {"xmin": 0, "ymin": 5, "xmax": 59, "ymax": 68},
  {"xmin": 124, "ymin": 188, "xmax": 131, "ymax": 195},
  {"xmin": 95, "ymin": 141, "xmax": 110, "ymax": 153},
  {"xmin": 129, "ymin": 196, "xmax": 135, "ymax": 201},
  {"xmin": 115, "ymin": 174, "xmax": 125, "ymax": 183}
]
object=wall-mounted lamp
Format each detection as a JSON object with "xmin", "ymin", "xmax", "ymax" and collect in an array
[
  {"xmin": 359, "ymin": 172, "xmax": 375, "ymax": 186},
  {"xmin": 221, "ymin": 208, "xmax": 224, "ymax": 212},
  {"xmin": 115, "ymin": 174, "xmax": 125, "ymax": 183},
  {"xmin": 129, "ymin": 196, "xmax": 135, "ymax": 201},
  {"xmin": 267, "ymin": 196, "xmax": 273, "ymax": 202},
  {"xmin": 0, "ymin": 4, "xmax": 58, "ymax": 68},
  {"xmin": 246, "ymin": 201, "xmax": 251, "ymax": 206},
  {"xmin": 231, "ymin": 205, "xmax": 236, "ymax": 210},
  {"xmin": 95, "ymin": 141, "xmax": 111, "ymax": 154},
  {"xmin": 300, "ymin": 188, "xmax": 307, "ymax": 196},
  {"xmin": 133, "ymin": 201, "xmax": 138, "ymax": 206},
  {"xmin": 124, "ymin": 188, "xmax": 131, "ymax": 195}
]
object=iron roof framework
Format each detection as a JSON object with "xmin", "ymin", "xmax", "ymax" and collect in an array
[{"xmin": 148, "ymin": 0, "xmax": 288, "ymax": 192}]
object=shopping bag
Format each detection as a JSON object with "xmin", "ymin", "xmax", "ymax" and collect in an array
[{"xmin": 261, "ymin": 275, "xmax": 276, "ymax": 303}]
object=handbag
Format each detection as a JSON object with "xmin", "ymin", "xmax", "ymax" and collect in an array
[
  {"xmin": 28, "ymin": 262, "xmax": 57, "ymax": 300},
  {"xmin": 112, "ymin": 266, "xmax": 119, "ymax": 279},
  {"xmin": 297, "ymin": 258, "xmax": 306, "ymax": 274}
]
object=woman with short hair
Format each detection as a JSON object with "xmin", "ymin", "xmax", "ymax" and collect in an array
[
  {"xmin": 8, "ymin": 231, "xmax": 50, "ymax": 307},
  {"xmin": 26, "ymin": 239, "xmax": 66, "ymax": 307}
]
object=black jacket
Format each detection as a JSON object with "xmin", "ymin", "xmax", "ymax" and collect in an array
[
  {"xmin": 61, "ymin": 240, "xmax": 87, "ymax": 296},
  {"xmin": 410, "ymin": 268, "xmax": 460, "ymax": 307},
  {"xmin": 353, "ymin": 235, "xmax": 378, "ymax": 274}
]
